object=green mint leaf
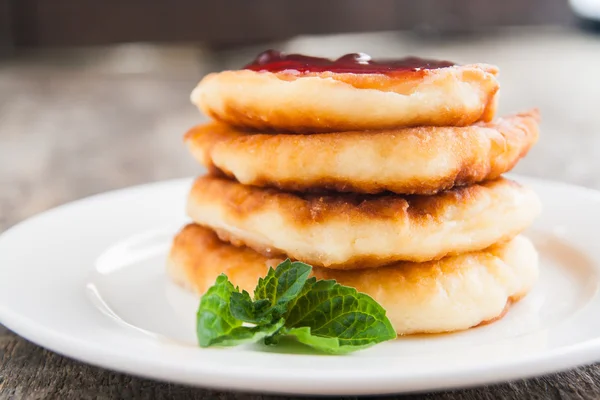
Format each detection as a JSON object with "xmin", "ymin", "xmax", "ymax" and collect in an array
[
  {"xmin": 281, "ymin": 327, "xmax": 347, "ymax": 354},
  {"xmin": 197, "ymin": 274, "xmax": 285, "ymax": 347},
  {"xmin": 196, "ymin": 274, "xmax": 241, "ymax": 347},
  {"xmin": 281, "ymin": 279, "xmax": 396, "ymax": 353},
  {"xmin": 196, "ymin": 261, "xmax": 396, "ymax": 354},
  {"xmin": 208, "ymin": 319, "xmax": 285, "ymax": 347},
  {"xmin": 282, "ymin": 276, "xmax": 317, "ymax": 313},
  {"xmin": 253, "ymin": 259, "xmax": 312, "ymax": 316},
  {"xmin": 230, "ymin": 290, "xmax": 272, "ymax": 324}
]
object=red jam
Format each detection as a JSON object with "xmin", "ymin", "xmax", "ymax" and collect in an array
[{"xmin": 244, "ymin": 50, "xmax": 455, "ymax": 74}]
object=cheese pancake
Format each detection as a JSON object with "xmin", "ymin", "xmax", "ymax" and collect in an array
[
  {"xmin": 185, "ymin": 110, "xmax": 538, "ymax": 195},
  {"xmin": 186, "ymin": 175, "xmax": 541, "ymax": 268},
  {"xmin": 168, "ymin": 224, "xmax": 538, "ymax": 335},
  {"xmin": 191, "ymin": 64, "xmax": 498, "ymax": 132}
]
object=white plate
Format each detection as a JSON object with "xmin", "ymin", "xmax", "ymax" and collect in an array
[{"xmin": 1, "ymin": 175, "xmax": 600, "ymax": 396}]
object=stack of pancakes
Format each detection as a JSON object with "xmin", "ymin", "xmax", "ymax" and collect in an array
[{"xmin": 168, "ymin": 52, "xmax": 541, "ymax": 335}]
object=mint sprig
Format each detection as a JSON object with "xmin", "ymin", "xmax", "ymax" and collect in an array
[
  {"xmin": 196, "ymin": 275, "xmax": 283, "ymax": 347},
  {"xmin": 196, "ymin": 260, "xmax": 396, "ymax": 354}
]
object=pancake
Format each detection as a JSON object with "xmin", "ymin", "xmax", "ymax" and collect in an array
[
  {"xmin": 168, "ymin": 224, "xmax": 539, "ymax": 335},
  {"xmin": 190, "ymin": 64, "xmax": 499, "ymax": 132},
  {"xmin": 185, "ymin": 110, "xmax": 539, "ymax": 195},
  {"xmin": 186, "ymin": 175, "xmax": 541, "ymax": 268}
]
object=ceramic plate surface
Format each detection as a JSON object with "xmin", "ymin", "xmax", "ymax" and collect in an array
[{"xmin": 1, "ymin": 175, "xmax": 600, "ymax": 395}]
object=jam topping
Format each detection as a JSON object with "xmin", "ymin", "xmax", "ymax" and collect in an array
[{"xmin": 244, "ymin": 50, "xmax": 455, "ymax": 74}]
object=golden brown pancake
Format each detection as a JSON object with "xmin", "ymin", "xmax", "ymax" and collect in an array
[
  {"xmin": 185, "ymin": 110, "xmax": 539, "ymax": 195},
  {"xmin": 186, "ymin": 175, "xmax": 541, "ymax": 268},
  {"xmin": 168, "ymin": 224, "xmax": 539, "ymax": 335},
  {"xmin": 190, "ymin": 64, "xmax": 499, "ymax": 132}
]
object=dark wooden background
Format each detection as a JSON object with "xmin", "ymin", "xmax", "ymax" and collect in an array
[{"xmin": 1, "ymin": 0, "xmax": 575, "ymax": 51}]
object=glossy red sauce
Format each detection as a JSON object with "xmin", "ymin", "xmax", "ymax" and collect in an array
[{"xmin": 244, "ymin": 50, "xmax": 455, "ymax": 74}]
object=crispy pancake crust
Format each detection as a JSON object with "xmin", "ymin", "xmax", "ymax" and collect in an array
[
  {"xmin": 186, "ymin": 176, "xmax": 541, "ymax": 268},
  {"xmin": 168, "ymin": 224, "xmax": 538, "ymax": 335},
  {"xmin": 185, "ymin": 110, "xmax": 539, "ymax": 195},
  {"xmin": 190, "ymin": 65, "xmax": 499, "ymax": 132}
]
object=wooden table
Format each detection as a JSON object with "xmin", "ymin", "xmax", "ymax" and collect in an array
[{"xmin": 2, "ymin": 26, "xmax": 600, "ymax": 399}]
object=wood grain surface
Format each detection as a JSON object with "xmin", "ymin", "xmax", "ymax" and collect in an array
[{"xmin": 2, "ymin": 27, "xmax": 600, "ymax": 399}]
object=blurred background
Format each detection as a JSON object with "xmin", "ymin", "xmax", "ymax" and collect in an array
[{"xmin": 1, "ymin": 0, "xmax": 600, "ymax": 229}]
